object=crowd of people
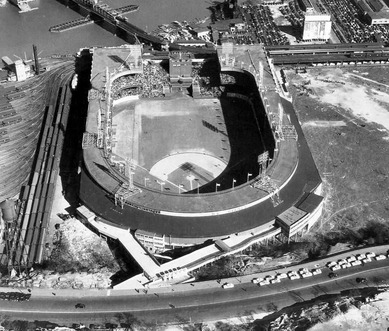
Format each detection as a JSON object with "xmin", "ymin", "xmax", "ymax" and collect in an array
[
  {"xmin": 110, "ymin": 61, "xmax": 236, "ymax": 99},
  {"xmin": 220, "ymin": 73, "xmax": 236, "ymax": 85},
  {"xmin": 111, "ymin": 62, "xmax": 169, "ymax": 100},
  {"xmin": 243, "ymin": 4, "xmax": 289, "ymax": 46},
  {"xmin": 192, "ymin": 63, "xmax": 223, "ymax": 97},
  {"xmin": 196, "ymin": 76, "xmax": 223, "ymax": 97}
]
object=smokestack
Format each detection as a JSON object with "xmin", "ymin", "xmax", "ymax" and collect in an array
[{"xmin": 33, "ymin": 44, "xmax": 40, "ymax": 75}]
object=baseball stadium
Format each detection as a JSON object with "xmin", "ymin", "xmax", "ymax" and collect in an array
[{"xmin": 78, "ymin": 44, "xmax": 323, "ymax": 252}]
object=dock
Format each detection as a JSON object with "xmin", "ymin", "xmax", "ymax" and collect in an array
[
  {"xmin": 9, "ymin": 0, "xmax": 38, "ymax": 13},
  {"xmin": 49, "ymin": 17, "xmax": 93, "ymax": 33}
]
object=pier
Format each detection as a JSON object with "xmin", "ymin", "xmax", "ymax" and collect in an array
[
  {"xmin": 49, "ymin": 17, "xmax": 93, "ymax": 33},
  {"xmin": 56, "ymin": 0, "xmax": 164, "ymax": 49},
  {"xmin": 9, "ymin": 0, "xmax": 38, "ymax": 13}
]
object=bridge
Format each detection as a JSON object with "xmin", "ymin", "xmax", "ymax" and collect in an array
[{"xmin": 57, "ymin": 0, "xmax": 165, "ymax": 49}]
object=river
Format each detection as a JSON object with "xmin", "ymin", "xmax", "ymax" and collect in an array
[{"xmin": 0, "ymin": 0, "xmax": 211, "ymax": 59}]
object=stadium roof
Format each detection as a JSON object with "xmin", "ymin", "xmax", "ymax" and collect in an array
[{"xmin": 276, "ymin": 206, "xmax": 307, "ymax": 227}]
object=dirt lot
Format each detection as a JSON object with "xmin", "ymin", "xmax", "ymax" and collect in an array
[{"xmin": 286, "ymin": 65, "xmax": 389, "ymax": 236}]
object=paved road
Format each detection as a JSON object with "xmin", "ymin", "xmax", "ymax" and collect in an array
[{"xmin": 1, "ymin": 259, "xmax": 389, "ymax": 326}]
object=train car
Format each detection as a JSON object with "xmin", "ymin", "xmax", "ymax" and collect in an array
[
  {"xmin": 35, "ymin": 227, "xmax": 47, "ymax": 264},
  {"xmin": 40, "ymin": 182, "xmax": 49, "ymax": 198},
  {"xmin": 40, "ymin": 212, "xmax": 50, "ymax": 230},
  {"xmin": 24, "ymin": 225, "xmax": 35, "ymax": 249},
  {"xmin": 21, "ymin": 185, "xmax": 30, "ymax": 202},
  {"xmin": 0, "ymin": 115, "xmax": 22, "ymax": 127},
  {"xmin": 0, "ymin": 137, "xmax": 10, "ymax": 145},
  {"xmin": 31, "ymin": 172, "xmax": 40, "ymax": 186},
  {"xmin": 0, "ymin": 110, "xmax": 17, "ymax": 119},
  {"xmin": 46, "ymin": 183, "xmax": 55, "ymax": 201},
  {"xmin": 28, "ymin": 227, "xmax": 41, "ymax": 266},
  {"xmin": 7, "ymin": 91, "xmax": 26, "ymax": 100},
  {"xmin": 49, "ymin": 169, "xmax": 57, "ymax": 184},
  {"xmin": 0, "ymin": 102, "xmax": 13, "ymax": 110}
]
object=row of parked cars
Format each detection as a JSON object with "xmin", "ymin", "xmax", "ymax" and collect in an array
[
  {"xmin": 221, "ymin": 251, "xmax": 388, "ymax": 289},
  {"xmin": 327, "ymin": 252, "xmax": 387, "ymax": 272},
  {"xmin": 0, "ymin": 291, "xmax": 31, "ymax": 301},
  {"xmin": 250, "ymin": 267, "xmax": 322, "ymax": 287}
]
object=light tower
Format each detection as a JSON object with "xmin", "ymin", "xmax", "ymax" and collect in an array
[
  {"xmin": 126, "ymin": 157, "xmax": 136, "ymax": 190},
  {"xmin": 114, "ymin": 158, "xmax": 141, "ymax": 209},
  {"xmin": 257, "ymin": 151, "xmax": 269, "ymax": 176}
]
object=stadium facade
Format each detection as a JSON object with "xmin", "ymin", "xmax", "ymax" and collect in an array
[{"xmin": 78, "ymin": 44, "xmax": 323, "ymax": 252}]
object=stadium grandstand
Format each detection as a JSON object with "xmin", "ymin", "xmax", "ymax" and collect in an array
[{"xmin": 78, "ymin": 43, "xmax": 323, "ymax": 253}]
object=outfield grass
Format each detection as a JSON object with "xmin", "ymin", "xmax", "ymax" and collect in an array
[{"xmin": 112, "ymin": 90, "xmax": 270, "ymax": 192}]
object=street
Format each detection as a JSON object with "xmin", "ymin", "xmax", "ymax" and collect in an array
[{"xmin": 1, "ymin": 259, "xmax": 388, "ymax": 325}]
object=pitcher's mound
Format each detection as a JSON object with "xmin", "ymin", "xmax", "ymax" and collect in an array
[{"xmin": 150, "ymin": 152, "xmax": 227, "ymax": 189}]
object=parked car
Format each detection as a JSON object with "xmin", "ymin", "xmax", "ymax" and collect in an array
[
  {"xmin": 289, "ymin": 274, "xmax": 300, "ymax": 280},
  {"xmin": 341, "ymin": 263, "xmax": 352, "ymax": 269},
  {"xmin": 312, "ymin": 269, "xmax": 322, "ymax": 275},
  {"xmin": 252, "ymin": 278, "xmax": 263, "ymax": 284},
  {"xmin": 270, "ymin": 278, "xmax": 281, "ymax": 284},
  {"xmin": 351, "ymin": 260, "xmax": 362, "ymax": 266},
  {"xmin": 222, "ymin": 283, "xmax": 234, "ymax": 289},
  {"xmin": 301, "ymin": 271, "xmax": 313, "ymax": 278}
]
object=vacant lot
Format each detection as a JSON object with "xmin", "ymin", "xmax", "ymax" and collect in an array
[{"xmin": 286, "ymin": 66, "xmax": 389, "ymax": 238}]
